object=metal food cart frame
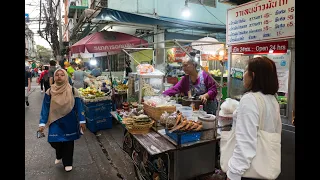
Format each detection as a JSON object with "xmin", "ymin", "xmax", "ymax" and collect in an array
[{"xmin": 113, "ymin": 39, "xmax": 228, "ymax": 180}]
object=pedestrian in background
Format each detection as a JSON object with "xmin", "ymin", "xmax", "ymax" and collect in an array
[
  {"xmin": 25, "ymin": 66, "xmax": 31, "ymax": 106},
  {"xmin": 38, "ymin": 66, "xmax": 50, "ymax": 92},
  {"xmin": 72, "ymin": 64, "xmax": 95, "ymax": 89},
  {"xmin": 90, "ymin": 66, "xmax": 102, "ymax": 77},
  {"xmin": 48, "ymin": 60, "xmax": 57, "ymax": 86},
  {"xmin": 38, "ymin": 67, "xmax": 44, "ymax": 93},
  {"xmin": 38, "ymin": 69, "xmax": 86, "ymax": 172}
]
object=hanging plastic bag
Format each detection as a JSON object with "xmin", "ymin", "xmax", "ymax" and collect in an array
[
  {"xmin": 220, "ymin": 98, "xmax": 239, "ymax": 114},
  {"xmin": 136, "ymin": 64, "xmax": 154, "ymax": 74}
]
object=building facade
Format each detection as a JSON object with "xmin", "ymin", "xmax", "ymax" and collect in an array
[{"xmin": 25, "ymin": 23, "xmax": 37, "ymax": 59}]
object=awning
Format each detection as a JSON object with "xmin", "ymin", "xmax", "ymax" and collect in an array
[
  {"xmin": 95, "ymin": 8, "xmax": 226, "ymax": 33},
  {"xmin": 71, "ymin": 31, "xmax": 148, "ymax": 54}
]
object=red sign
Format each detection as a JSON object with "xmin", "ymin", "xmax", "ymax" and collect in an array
[{"xmin": 231, "ymin": 41, "xmax": 288, "ymax": 54}]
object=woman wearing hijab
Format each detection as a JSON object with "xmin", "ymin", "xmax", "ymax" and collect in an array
[{"xmin": 38, "ymin": 69, "xmax": 86, "ymax": 172}]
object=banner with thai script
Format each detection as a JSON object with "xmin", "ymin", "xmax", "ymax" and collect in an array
[
  {"xmin": 231, "ymin": 41, "xmax": 288, "ymax": 54},
  {"xmin": 227, "ymin": 0, "xmax": 295, "ymax": 45}
]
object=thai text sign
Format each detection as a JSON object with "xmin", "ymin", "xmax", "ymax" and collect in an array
[
  {"xmin": 231, "ymin": 41, "xmax": 288, "ymax": 54},
  {"xmin": 227, "ymin": 0, "xmax": 295, "ymax": 45}
]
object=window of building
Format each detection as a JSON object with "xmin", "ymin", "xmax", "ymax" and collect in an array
[
  {"xmin": 189, "ymin": 0, "xmax": 216, "ymax": 8},
  {"xmin": 99, "ymin": 53, "xmax": 127, "ymax": 72}
]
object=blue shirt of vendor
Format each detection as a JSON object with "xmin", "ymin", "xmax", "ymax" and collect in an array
[{"xmin": 90, "ymin": 68, "xmax": 102, "ymax": 77}]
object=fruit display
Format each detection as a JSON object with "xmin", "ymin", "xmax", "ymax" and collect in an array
[
  {"xmin": 115, "ymin": 83, "xmax": 128, "ymax": 91},
  {"xmin": 209, "ymin": 69, "xmax": 222, "ymax": 76},
  {"xmin": 78, "ymin": 87, "xmax": 111, "ymax": 102}
]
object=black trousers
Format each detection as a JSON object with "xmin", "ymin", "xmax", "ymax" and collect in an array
[
  {"xmin": 44, "ymin": 81, "xmax": 50, "ymax": 92},
  {"xmin": 40, "ymin": 79, "xmax": 44, "ymax": 91},
  {"xmin": 49, "ymin": 141, "xmax": 74, "ymax": 167}
]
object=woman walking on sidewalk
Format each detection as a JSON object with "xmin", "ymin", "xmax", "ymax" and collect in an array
[
  {"xmin": 38, "ymin": 66, "xmax": 50, "ymax": 92},
  {"xmin": 38, "ymin": 69, "xmax": 86, "ymax": 172},
  {"xmin": 38, "ymin": 67, "xmax": 44, "ymax": 93}
]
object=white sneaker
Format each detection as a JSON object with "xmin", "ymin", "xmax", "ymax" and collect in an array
[
  {"xmin": 55, "ymin": 159, "xmax": 62, "ymax": 164},
  {"xmin": 65, "ymin": 166, "xmax": 73, "ymax": 172},
  {"xmin": 41, "ymin": 90, "xmax": 44, "ymax": 93}
]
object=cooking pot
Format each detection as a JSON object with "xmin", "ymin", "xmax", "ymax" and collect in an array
[{"xmin": 181, "ymin": 96, "xmax": 203, "ymax": 110}]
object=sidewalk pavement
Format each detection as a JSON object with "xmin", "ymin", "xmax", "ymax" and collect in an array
[{"xmin": 25, "ymin": 78, "xmax": 136, "ymax": 180}]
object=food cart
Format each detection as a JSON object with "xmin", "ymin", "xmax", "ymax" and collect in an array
[
  {"xmin": 109, "ymin": 39, "xmax": 227, "ymax": 180},
  {"xmin": 225, "ymin": 0, "xmax": 295, "ymax": 179}
]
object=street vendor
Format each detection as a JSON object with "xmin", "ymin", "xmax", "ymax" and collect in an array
[{"xmin": 163, "ymin": 57, "xmax": 218, "ymax": 115}]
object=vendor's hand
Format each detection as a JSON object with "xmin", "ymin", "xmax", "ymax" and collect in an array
[
  {"xmin": 39, "ymin": 126, "xmax": 45, "ymax": 132},
  {"xmin": 199, "ymin": 94, "xmax": 208, "ymax": 104},
  {"xmin": 28, "ymin": 86, "xmax": 31, "ymax": 92},
  {"xmin": 80, "ymin": 124, "xmax": 86, "ymax": 132}
]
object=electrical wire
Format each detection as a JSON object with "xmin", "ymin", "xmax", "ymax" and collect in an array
[{"xmin": 197, "ymin": 0, "xmax": 226, "ymax": 25}]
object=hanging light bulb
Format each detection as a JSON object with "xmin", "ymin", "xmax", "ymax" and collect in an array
[
  {"xmin": 219, "ymin": 50, "xmax": 225, "ymax": 56},
  {"xmin": 182, "ymin": 0, "xmax": 191, "ymax": 17},
  {"xmin": 90, "ymin": 54, "xmax": 97, "ymax": 66},
  {"xmin": 90, "ymin": 59, "xmax": 97, "ymax": 66}
]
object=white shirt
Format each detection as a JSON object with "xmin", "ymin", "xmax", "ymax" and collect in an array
[{"xmin": 227, "ymin": 92, "xmax": 282, "ymax": 180}]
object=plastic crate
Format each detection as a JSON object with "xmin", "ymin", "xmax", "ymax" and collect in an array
[
  {"xmin": 84, "ymin": 104, "xmax": 112, "ymax": 120},
  {"xmin": 165, "ymin": 129, "xmax": 201, "ymax": 144},
  {"xmin": 86, "ymin": 116, "xmax": 113, "ymax": 133},
  {"xmin": 82, "ymin": 100, "xmax": 112, "ymax": 107}
]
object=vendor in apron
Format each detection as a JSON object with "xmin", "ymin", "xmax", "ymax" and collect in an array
[{"xmin": 163, "ymin": 57, "xmax": 218, "ymax": 115}]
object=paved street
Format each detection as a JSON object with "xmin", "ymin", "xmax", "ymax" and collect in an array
[{"xmin": 25, "ymin": 78, "xmax": 136, "ymax": 180}]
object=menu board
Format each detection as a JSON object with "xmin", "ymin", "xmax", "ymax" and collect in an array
[
  {"xmin": 227, "ymin": 0, "xmax": 295, "ymax": 45},
  {"xmin": 267, "ymin": 51, "xmax": 291, "ymax": 93}
]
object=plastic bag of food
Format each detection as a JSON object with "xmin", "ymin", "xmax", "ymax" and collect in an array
[
  {"xmin": 136, "ymin": 64, "xmax": 154, "ymax": 74},
  {"xmin": 220, "ymin": 98, "xmax": 239, "ymax": 114}
]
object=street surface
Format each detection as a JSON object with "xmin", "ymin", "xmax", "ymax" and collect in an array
[{"xmin": 25, "ymin": 78, "xmax": 136, "ymax": 180}]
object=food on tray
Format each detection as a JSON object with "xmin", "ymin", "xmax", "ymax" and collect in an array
[
  {"xmin": 142, "ymin": 83, "xmax": 156, "ymax": 96},
  {"xmin": 165, "ymin": 111, "xmax": 202, "ymax": 133},
  {"xmin": 116, "ymin": 83, "xmax": 128, "ymax": 91}
]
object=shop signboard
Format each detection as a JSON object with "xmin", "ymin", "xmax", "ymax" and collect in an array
[
  {"xmin": 231, "ymin": 41, "xmax": 288, "ymax": 54},
  {"xmin": 167, "ymin": 47, "xmax": 192, "ymax": 63},
  {"xmin": 227, "ymin": 0, "xmax": 295, "ymax": 45}
]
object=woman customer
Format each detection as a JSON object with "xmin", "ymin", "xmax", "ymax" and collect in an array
[
  {"xmin": 38, "ymin": 69, "xmax": 86, "ymax": 172},
  {"xmin": 163, "ymin": 57, "xmax": 218, "ymax": 114},
  {"xmin": 225, "ymin": 56, "xmax": 282, "ymax": 180},
  {"xmin": 72, "ymin": 64, "xmax": 95, "ymax": 89}
]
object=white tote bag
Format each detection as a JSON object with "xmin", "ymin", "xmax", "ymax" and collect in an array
[{"xmin": 220, "ymin": 92, "xmax": 281, "ymax": 179}]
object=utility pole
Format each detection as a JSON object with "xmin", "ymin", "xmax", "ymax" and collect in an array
[
  {"xmin": 58, "ymin": 0, "xmax": 63, "ymax": 60},
  {"xmin": 39, "ymin": 0, "xmax": 42, "ymax": 33}
]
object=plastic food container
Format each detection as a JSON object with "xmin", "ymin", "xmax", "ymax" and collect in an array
[{"xmin": 178, "ymin": 106, "xmax": 193, "ymax": 117}]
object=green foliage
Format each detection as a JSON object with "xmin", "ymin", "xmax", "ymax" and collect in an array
[{"xmin": 37, "ymin": 45, "xmax": 52, "ymax": 63}]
